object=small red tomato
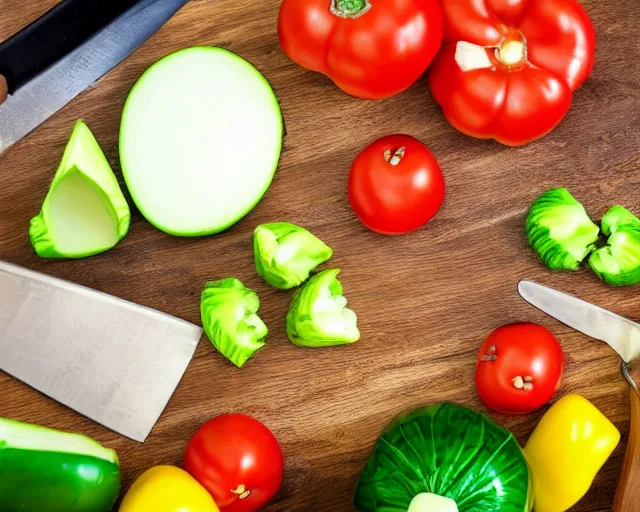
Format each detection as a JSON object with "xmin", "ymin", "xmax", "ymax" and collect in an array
[
  {"xmin": 475, "ymin": 323, "xmax": 564, "ymax": 415},
  {"xmin": 348, "ymin": 135, "xmax": 445, "ymax": 235},
  {"xmin": 184, "ymin": 413, "xmax": 284, "ymax": 512}
]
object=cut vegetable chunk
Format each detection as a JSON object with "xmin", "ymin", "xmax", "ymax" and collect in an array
[
  {"xmin": 201, "ymin": 278, "xmax": 268, "ymax": 367},
  {"xmin": 286, "ymin": 268, "xmax": 359, "ymax": 347},
  {"xmin": 29, "ymin": 120, "xmax": 130, "ymax": 259},
  {"xmin": 525, "ymin": 188, "xmax": 599, "ymax": 270},
  {"xmin": 589, "ymin": 205, "xmax": 640, "ymax": 286},
  {"xmin": 254, "ymin": 222, "xmax": 332, "ymax": 289},
  {"xmin": 119, "ymin": 46, "xmax": 283, "ymax": 236}
]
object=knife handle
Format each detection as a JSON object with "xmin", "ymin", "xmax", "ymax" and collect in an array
[
  {"xmin": 613, "ymin": 386, "xmax": 640, "ymax": 512},
  {"xmin": 0, "ymin": 0, "xmax": 138, "ymax": 95}
]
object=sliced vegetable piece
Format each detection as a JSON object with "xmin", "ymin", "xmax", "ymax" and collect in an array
[
  {"xmin": 119, "ymin": 465, "xmax": 219, "ymax": 512},
  {"xmin": 589, "ymin": 205, "xmax": 640, "ymax": 286},
  {"xmin": 119, "ymin": 47, "xmax": 283, "ymax": 236},
  {"xmin": 201, "ymin": 278, "xmax": 268, "ymax": 367},
  {"xmin": 29, "ymin": 120, "xmax": 130, "ymax": 258},
  {"xmin": 525, "ymin": 188, "xmax": 599, "ymax": 270},
  {"xmin": 254, "ymin": 222, "xmax": 332, "ymax": 289},
  {"xmin": 524, "ymin": 394, "xmax": 620, "ymax": 512},
  {"xmin": 286, "ymin": 268, "xmax": 359, "ymax": 347},
  {"xmin": 353, "ymin": 403, "xmax": 533, "ymax": 512},
  {"xmin": 0, "ymin": 417, "xmax": 121, "ymax": 512}
]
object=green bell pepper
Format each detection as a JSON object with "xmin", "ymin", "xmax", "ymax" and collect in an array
[{"xmin": 0, "ymin": 417, "xmax": 121, "ymax": 512}]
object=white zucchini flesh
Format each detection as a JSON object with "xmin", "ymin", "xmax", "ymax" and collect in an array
[
  {"xmin": 119, "ymin": 46, "xmax": 283, "ymax": 237},
  {"xmin": 408, "ymin": 493, "xmax": 459, "ymax": 512},
  {"xmin": 29, "ymin": 120, "xmax": 130, "ymax": 259}
]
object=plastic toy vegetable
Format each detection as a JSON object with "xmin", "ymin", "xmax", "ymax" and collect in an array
[
  {"xmin": 524, "ymin": 394, "xmax": 620, "ymax": 512},
  {"xmin": 348, "ymin": 135, "xmax": 445, "ymax": 235},
  {"xmin": 30, "ymin": 120, "xmax": 130, "ymax": 258},
  {"xmin": 254, "ymin": 222, "xmax": 332, "ymax": 289},
  {"xmin": 201, "ymin": 278, "xmax": 268, "ymax": 368},
  {"xmin": 0, "ymin": 417, "xmax": 121, "ymax": 512},
  {"xmin": 120, "ymin": 47, "xmax": 282, "ymax": 236},
  {"xmin": 475, "ymin": 323, "xmax": 564, "ymax": 414},
  {"xmin": 589, "ymin": 205, "xmax": 640, "ymax": 286},
  {"xmin": 526, "ymin": 188, "xmax": 599, "ymax": 270},
  {"xmin": 286, "ymin": 268, "xmax": 359, "ymax": 347},
  {"xmin": 354, "ymin": 403, "xmax": 533, "ymax": 512},
  {"xmin": 428, "ymin": 0, "xmax": 596, "ymax": 146},
  {"xmin": 119, "ymin": 465, "xmax": 219, "ymax": 512},
  {"xmin": 184, "ymin": 413, "xmax": 284, "ymax": 512},
  {"xmin": 278, "ymin": 0, "xmax": 444, "ymax": 99}
]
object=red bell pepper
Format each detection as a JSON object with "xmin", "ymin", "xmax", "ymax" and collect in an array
[
  {"xmin": 428, "ymin": 0, "xmax": 596, "ymax": 146},
  {"xmin": 278, "ymin": 0, "xmax": 444, "ymax": 100}
]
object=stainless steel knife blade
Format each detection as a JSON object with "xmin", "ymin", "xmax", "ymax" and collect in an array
[
  {"xmin": 0, "ymin": 260, "xmax": 202, "ymax": 442},
  {"xmin": 0, "ymin": 0, "xmax": 190, "ymax": 153},
  {"xmin": 517, "ymin": 280, "xmax": 640, "ymax": 363}
]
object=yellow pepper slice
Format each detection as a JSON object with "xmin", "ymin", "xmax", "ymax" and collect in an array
[
  {"xmin": 119, "ymin": 465, "xmax": 219, "ymax": 512},
  {"xmin": 524, "ymin": 394, "xmax": 620, "ymax": 512}
]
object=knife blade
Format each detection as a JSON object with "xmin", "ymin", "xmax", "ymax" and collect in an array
[
  {"xmin": 0, "ymin": 0, "xmax": 139, "ymax": 99},
  {"xmin": 0, "ymin": 0, "xmax": 190, "ymax": 153},
  {"xmin": 517, "ymin": 280, "xmax": 640, "ymax": 364},
  {"xmin": 0, "ymin": 260, "xmax": 202, "ymax": 442}
]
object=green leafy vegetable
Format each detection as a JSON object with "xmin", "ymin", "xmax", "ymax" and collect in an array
[
  {"xmin": 526, "ymin": 188, "xmax": 599, "ymax": 270},
  {"xmin": 201, "ymin": 278, "xmax": 268, "ymax": 367},
  {"xmin": 286, "ymin": 268, "xmax": 359, "ymax": 347},
  {"xmin": 29, "ymin": 120, "xmax": 130, "ymax": 259},
  {"xmin": 0, "ymin": 417, "xmax": 121, "ymax": 512},
  {"xmin": 589, "ymin": 206, "xmax": 640, "ymax": 286},
  {"xmin": 119, "ymin": 47, "xmax": 283, "ymax": 236},
  {"xmin": 354, "ymin": 403, "xmax": 533, "ymax": 512},
  {"xmin": 254, "ymin": 222, "xmax": 332, "ymax": 289}
]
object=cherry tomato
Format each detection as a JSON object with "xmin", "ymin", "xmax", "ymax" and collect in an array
[
  {"xmin": 475, "ymin": 323, "xmax": 564, "ymax": 414},
  {"xmin": 184, "ymin": 413, "xmax": 284, "ymax": 512},
  {"xmin": 348, "ymin": 135, "xmax": 445, "ymax": 235},
  {"xmin": 278, "ymin": 0, "xmax": 444, "ymax": 99}
]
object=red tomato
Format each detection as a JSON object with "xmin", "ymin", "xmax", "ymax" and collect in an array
[
  {"xmin": 348, "ymin": 135, "xmax": 445, "ymax": 235},
  {"xmin": 475, "ymin": 323, "xmax": 564, "ymax": 414},
  {"xmin": 278, "ymin": 0, "xmax": 444, "ymax": 99},
  {"xmin": 428, "ymin": 0, "xmax": 596, "ymax": 146},
  {"xmin": 184, "ymin": 413, "xmax": 284, "ymax": 512}
]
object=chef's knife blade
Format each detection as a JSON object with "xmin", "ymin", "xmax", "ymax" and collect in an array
[
  {"xmin": 0, "ymin": 260, "xmax": 202, "ymax": 442},
  {"xmin": 517, "ymin": 280, "xmax": 640, "ymax": 363},
  {"xmin": 0, "ymin": 0, "xmax": 139, "ymax": 98},
  {"xmin": 0, "ymin": 0, "xmax": 190, "ymax": 153}
]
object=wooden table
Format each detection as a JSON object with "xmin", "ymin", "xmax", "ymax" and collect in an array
[{"xmin": 1, "ymin": 1, "xmax": 639, "ymax": 510}]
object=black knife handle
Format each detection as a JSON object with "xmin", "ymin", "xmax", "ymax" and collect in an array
[{"xmin": 0, "ymin": 0, "xmax": 139, "ymax": 98}]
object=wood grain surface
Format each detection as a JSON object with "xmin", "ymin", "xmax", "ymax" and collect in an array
[{"xmin": 1, "ymin": 0, "xmax": 639, "ymax": 510}]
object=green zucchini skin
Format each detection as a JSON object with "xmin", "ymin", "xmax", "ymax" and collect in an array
[{"xmin": 0, "ymin": 419, "xmax": 121, "ymax": 512}]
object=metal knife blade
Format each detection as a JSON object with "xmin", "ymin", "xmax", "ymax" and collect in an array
[
  {"xmin": 518, "ymin": 280, "xmax": 640, "ymax": 363},
  {"xmin": 0, "ymin": 260, "xmax": 202, "ymax": 442},
  {"xmin": 0, "ymin": 0, "xmax": 139, "ymax": 96},
  {"xmin": 0, "ymin": 0, "xmax": 190, "ymax": 153}
]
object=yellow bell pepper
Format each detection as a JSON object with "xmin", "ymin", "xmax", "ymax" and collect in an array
[
  {"xmin": 119, "ymin": 465, "xmax": 219, "ymax": 512},
  {"xmin": 523, "ymin": 394, "xmax": 620, "ymax": 512}
]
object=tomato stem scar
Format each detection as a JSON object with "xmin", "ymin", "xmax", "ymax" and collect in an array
[{"xmin": 232, "ymin": 484, "xmax": 252, "ymax": 500}]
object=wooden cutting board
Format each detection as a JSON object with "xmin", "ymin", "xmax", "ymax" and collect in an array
[{"xmin": 1, "ymin": 0, "xmax": 638, "ymax": 510}]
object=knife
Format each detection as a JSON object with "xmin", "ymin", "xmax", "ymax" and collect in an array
[
  {"xmin": 518, "ymin": 280, "xmax": 640, "ymax": 512},
  {"xmin": 0, "ymin": 0, "xmax": 139, "ymax": 102},
  {"xmin": 0, "ymin": 260, "xmax": 203, "ymax": 442},
  {"xmin": 0, "ymin": 0, "xmax": 190, "ymax": 153}
]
